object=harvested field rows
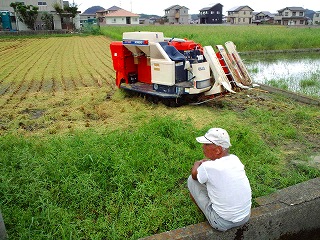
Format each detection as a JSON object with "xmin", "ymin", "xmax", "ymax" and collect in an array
[{"xmin": 0, "ymin": 36, "xmax": 115, "ymax": 109}]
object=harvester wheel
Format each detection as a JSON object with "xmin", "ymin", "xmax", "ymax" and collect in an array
[
  {"xmin": 146, "ymin": 95, "xmax": 159, "ymax": 104},
  {"xmin": 162, "ymin": 98, "xmax": 184, "ymax": 107}
]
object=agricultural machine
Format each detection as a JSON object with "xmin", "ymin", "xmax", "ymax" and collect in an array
[{"xmin": 110, "ymin": 31, "xmax": 252, "ymax": 106}]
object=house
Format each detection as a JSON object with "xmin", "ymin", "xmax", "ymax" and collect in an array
[
  {"xmin": 0, "ymin": 0, "xmax": 81, "ymax": 31},
  {"xmin": 227, "ymin": 6, "xmax": 254, "ymax": 24},
  {"xmin": 80, "ymin": 13, "xmax": 97, "ymax": 27},
  {"xmin": 274, "ymin": 7, "xmax": 307, "ymax": 26},
  {"xmin": 96, "ymin": 6, "xmax": 123, "ymax": 24},
  {"xmin": 313, "ymin": 11, "xmax": 320, "ymax": 25},
  {"xmin": 164, "ymin": 5, "xmax": 189, "ymax": 24},
  {"xmin": 252, "ymin": 11, "xmax": 274, "ymax": 24},
  {"xmin": 199, "ymin": 3, "xmax": 223, "ymax": 24},
  {"xmin": 97, "ymin": 8, "xmax": 139, "ymax": 25}
]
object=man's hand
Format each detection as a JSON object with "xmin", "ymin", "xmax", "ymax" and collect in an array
[{"xmin": 191, "ymin": 159, "xmax": 207, "ymax": 180}]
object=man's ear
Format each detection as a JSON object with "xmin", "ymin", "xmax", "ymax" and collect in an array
[{"xmin": 215, "ymin": 146, "xmax": 223, "ymax": 155}]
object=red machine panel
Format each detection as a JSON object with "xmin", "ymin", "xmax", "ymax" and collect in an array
[{"xmin": 110, "ymin": 42, "xmax": 137, "ymax": 87}]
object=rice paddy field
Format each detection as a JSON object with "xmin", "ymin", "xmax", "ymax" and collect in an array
[{"xmin": 0, "ymin": 25, "xmax": 320, "ymax": 239}]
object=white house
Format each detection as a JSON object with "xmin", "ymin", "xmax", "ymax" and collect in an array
[
  {"xmin": 164, "ymin": 5, "xmax": 189, "ymax": 24},
  {"xmin": 0, "ymin": 0, "xmax": 81, "ymax": 30},
  {"xmin": 313, "ymin": 11, "xmax": 320, "ymax": 25},
  {"xmin": 227, "ymin": 6, "xmax": 254, "ymax": 24},
  {"xmin": 97, "ymin": 9, "xmax": 139, "ymax": 25},
  {"xmin": 274, "ymin": 7, "xmax": 306, "ymax": 26}
]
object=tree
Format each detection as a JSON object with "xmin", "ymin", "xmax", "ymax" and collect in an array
[
  {"xmin": 10, "ymin": 2, "xmax": 39, "ymax": 30},
  {"xmin": 41, "ymin": 12, "xmax": 54, "ymax": 30},
  {"xmin": 53, "ymin": 2, "xmax": 79, "ymax": 30}
]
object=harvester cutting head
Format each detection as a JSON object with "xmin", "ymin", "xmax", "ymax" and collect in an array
[{"xmin": 110, "ymin": 31, "xmax": 252, "ymax": 106}]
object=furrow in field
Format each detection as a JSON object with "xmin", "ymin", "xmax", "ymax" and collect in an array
[
  {"xmin": 80, "ymin": 37, "xmax": 114, "ymax": 87},
  {"xmin": 71, "ymin": 37, "xmax": 101, "ymax": 88},
  {"xmin": 72, "ymin": 37, "xmax": 88, "ymax": 87},
  {"xmin": 0, "ymin": 38, "xmax": 42, "ymax": 84},
  {"xmin": 2, "ymin": 38, "xmax": 58, "ymax": 108},
  {"xmin": 85, "ymin": 36, "xmax": 118, "ymax": 86},
  {"xmin": 84, "ymin": 36, "xmax": 115, "ymax": 71},
  {"xmin": 0, "ymin": 38, "xmax": 55, "ymax": 108}
]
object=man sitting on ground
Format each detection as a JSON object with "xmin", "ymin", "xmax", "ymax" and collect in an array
[{"xmin": 187, "ymin": 127, "xmax": 252, "ymax": 231}]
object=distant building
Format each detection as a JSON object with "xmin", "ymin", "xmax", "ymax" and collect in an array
[
  {"xmin": 313, "ymin": 11, "xmax": 320, "ymax": 25},
  {"xmin": 274, "ymin": 7, "xmax": 307, "ymax": 25},
  {"xmin": 97, "ymin": 7, "xmax": 139, "ymax": 25},
  {"xmin": 80, "ymin": 13, "xmax": 97, "ymax": 27},
  {"xmin": 252, "ymin": 11, "xmax": 275, "ymax": 24},
  {"xmin": 0, "ymin": 0, "xmax": 67, "ymax": 30},
  {"xmin": 199, "ymin": 3, "xmax": 223, "ymax": 24},
  {"xmin": 164, "ymin": 5, "xmax": 189, "ymax": 24},
  {"xmin": 227, "ymin": 6, "xmax": 254, "ymax": 24}
]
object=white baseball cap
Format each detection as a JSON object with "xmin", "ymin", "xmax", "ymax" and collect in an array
[{"xmin": 196, "ymin": 128, "xmax": 231, "ymax": 149}]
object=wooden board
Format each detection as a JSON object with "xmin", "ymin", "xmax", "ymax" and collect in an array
[
  {"xmin": 203, "ymin": 46, "xmax": 235, "ymax": 93},
  {"xmin": 225, "ymin": 41, "xmax": 252, "ymax": 86}
]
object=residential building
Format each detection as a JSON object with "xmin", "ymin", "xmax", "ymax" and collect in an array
[
  {"xmin": 164, "ymin": 5, "xmax": 189, "ymax": 24},
  {"xmin": 199, "ymin": 3, "xmax": 223, "ymax": 24},
  {"xmin": 227, "ymin": 6, "xmax": 254, "ymax": 24},
  {"xmin": 274, "ymin": 7, "xmax": 306, "ymax": 25},
  {"xmin": 0, "ymin": 0, "xmax": 81, "ymax": 30},
  {"xmin": 313, "ymin": 11, "xmax": 320, "ymax": 25},
  {"xmin": 252, "ymin": 11, "xmax": 274, "ymax": 24},
  {"xmin": 97, "ymin": 8, "xmax": 139, "ymax": 25},
  {"xmin": 80, "ymin": 13, "xmax": 97, "ymax": 27},
  {"xmin": 96, "ymin": 6, "xmax": 122, "ymax": 25}
]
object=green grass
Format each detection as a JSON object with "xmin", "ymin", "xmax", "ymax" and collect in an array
[
  {"xmin": 100, "ymin": 25, "xmax": 320, "ymax": 51},
  {"xmin": 1, "ymin": 98, "xmax": 319, "ymax": 239}
]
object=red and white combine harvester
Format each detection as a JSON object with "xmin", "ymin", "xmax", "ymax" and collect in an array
[{"xmin": 110, "ymin": 31, "xmax": 253, "ymax": 106}]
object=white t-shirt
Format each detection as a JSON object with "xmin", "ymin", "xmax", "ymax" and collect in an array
[{"xmin": 197, "ymin": 154, "xmax": 252, "ymax": 222}]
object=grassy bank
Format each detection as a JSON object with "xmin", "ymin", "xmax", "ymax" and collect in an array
[
  {"xmin": 1, "ymin": 90, "xmax": 319, "ymax": 239},
  {"xmin": 100, "ymin": 25, "xmax": 320, "ymax": 51}
]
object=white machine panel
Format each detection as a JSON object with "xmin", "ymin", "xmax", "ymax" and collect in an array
[
  {"xmin": 123, "ymin": 32, "xmax": 164, "ymax": 43},
  {"xmin": 192, "ymin": 62, "xmax": 210, "ymax": 81},
  {"xmin": 151, "ymin": 59, "xmax": 175, "ymax": 86}
]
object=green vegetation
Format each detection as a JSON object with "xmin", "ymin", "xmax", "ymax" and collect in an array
[
  {"xmin": 10, "ymin": 2, "xmax": 39, "ymax": 30},
  {"xmin": 100, "ymin": 25, "xmax": 320, "ymax": 51},
  {"xmin": 1, "ymin": 91, "xmax": 319, "ymax": 239},
  {"xmin": 0, "ymin": 33, "xmax": 319, "ymax": 239}
]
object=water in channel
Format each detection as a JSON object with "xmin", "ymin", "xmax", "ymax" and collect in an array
[{"xmin": 241, "ymin": 51, "xmax": 320, "ymax": 98}]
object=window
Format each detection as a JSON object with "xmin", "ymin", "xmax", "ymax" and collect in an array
[
  {"xmin": 243, "ymin": 11, "xmax": 246, "ymax": 15},
  {"xmin": 243, "ymin": 18, "xmax": 245, "ymax": 22},
  {"xmin": 300, "ymin": 20, "xmax": 304, "ymax": 24},
  {"xmin": 285, "ymin": 12, "xmax": 288, "ymax": 16},
  {"xmin": 238, "ymin": 18, "xmax": 240, "ymax": 22},
  {"xmin": 299, "ymin": 12, "xmax": 303, "ymax": 16},
  {"xmin": 112, "ymin": 18, "xmax": 116, "ymax": 23},
  {"xmin": 217, "ymin": 11, "xmax": 220, "ymax": 14},
  {"xmin": 211, "ymin": 11, "xmax": 214, "ymax": 14},
  {"xmin": 292, "ymin": 12, "xmax": 296, "ymax": 16},
  {"xmin": 38, "ymin": 1, "xmax": 47, "ymax": 5}
]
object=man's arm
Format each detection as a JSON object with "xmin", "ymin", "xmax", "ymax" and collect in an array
[{"xmin": 191, "ymin": 159, "xmax": 207, "ymax": 180}]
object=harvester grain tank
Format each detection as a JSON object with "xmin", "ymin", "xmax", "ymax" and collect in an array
[{"xmin": 110, "ymin": 31, "xmax": 252, "ymax": 106}]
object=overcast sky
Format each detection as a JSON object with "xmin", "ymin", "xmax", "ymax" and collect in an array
[{"xmin": 76, "ymin": 0, "xmax": 319, "ymax": 15}]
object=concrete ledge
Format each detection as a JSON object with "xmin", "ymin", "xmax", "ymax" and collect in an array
[
  {"xmin": 0, "ymin": 210, "xmax": 8, "ymax": 240},
  {"xmin": 140, "ymin": 177, "xmax": 320, "ymax": 240},
  {"xmin": 257, "ymin": 84, "xmax": 320, "ymax": 106}
]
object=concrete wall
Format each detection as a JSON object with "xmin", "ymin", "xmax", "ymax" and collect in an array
[{"xmin": 140, "ymin": 177, "xmax": 320, "ymax": 240}]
